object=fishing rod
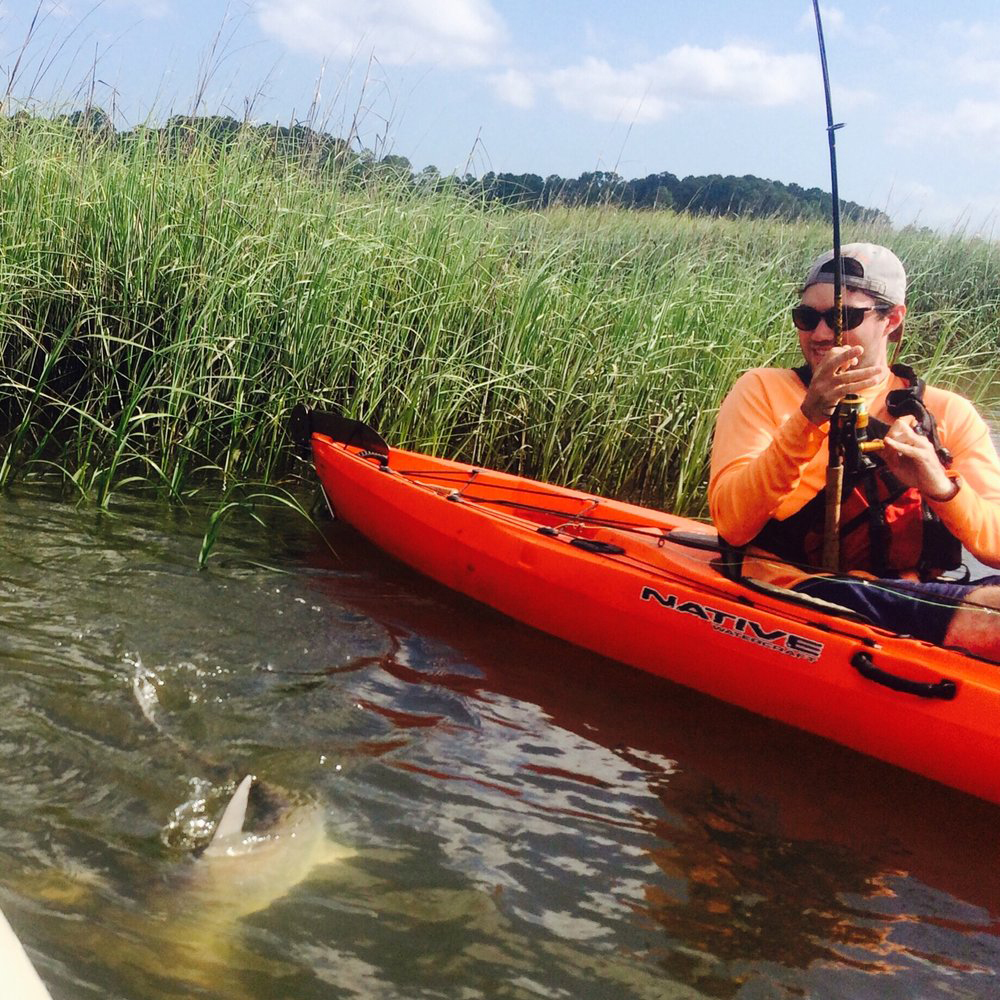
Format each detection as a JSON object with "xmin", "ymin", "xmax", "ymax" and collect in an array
[
  {"xmin": 813, "ymin": 0, "xmax": 843, "ymax": 338},
  {"xmin": 812, "ymin": 0, "xmax": 868, "ymax": 574}
]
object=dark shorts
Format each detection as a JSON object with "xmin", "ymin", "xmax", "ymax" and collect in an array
[{"xmin": 792, "ymin": 574, "xmax": 1000, "ymax": 645}]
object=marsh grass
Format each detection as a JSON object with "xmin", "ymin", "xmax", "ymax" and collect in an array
[{"xmin": 1, "ymin": 117, "xmax": 998, "ymax": 517}]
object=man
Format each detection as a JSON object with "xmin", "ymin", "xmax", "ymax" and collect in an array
[{"xmin": 709, "ymin": 243, "xmax": 1000, "ymax": 660}]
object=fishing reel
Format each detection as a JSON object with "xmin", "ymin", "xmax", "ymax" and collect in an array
[{"xmin": 831, "ymin": 393, "xmax": 883, "ymax": 475}]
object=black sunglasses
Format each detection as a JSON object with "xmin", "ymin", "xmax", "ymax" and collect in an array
[{"xmin": 791, "ymin": 304, "xmax": 889, "ymax": 332}]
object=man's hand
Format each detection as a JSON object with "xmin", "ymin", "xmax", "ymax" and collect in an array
[
  {"xmin": 800, "ymin": 345, "xmax": 885, "ymax": 425},
  {"xmin": 881, "ymin": 416, "xmax": 955, "ymax": 499}
]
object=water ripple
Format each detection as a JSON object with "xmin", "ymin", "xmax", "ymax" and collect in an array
[{"xmin": 0, "ymin": 487, "xmax": 999, "ymax": 999}]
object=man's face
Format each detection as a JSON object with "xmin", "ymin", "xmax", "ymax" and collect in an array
[{"xmin": 796, "ymin": 282, "xmax": 905, "ymax": 373}]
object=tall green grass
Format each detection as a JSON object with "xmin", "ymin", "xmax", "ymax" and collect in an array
[{"xmin": 0, "ymin": 117, "xmax": 998, "ymax": 516}]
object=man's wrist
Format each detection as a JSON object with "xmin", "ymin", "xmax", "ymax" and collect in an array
[
  {"xmin": 927, "ymin": 476, "xmax": 961, "ymax": 503},
  {"xmin": 800, "ymin": 401, "xmax": 830, "ymax": 427}
]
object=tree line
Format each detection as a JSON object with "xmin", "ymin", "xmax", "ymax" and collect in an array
[
  {"xmin": 38, "ymin": 109, "xmax": 889, "ymax": 225},
  {"xmin": 452, "ymin": 169, "xmax": 885, "ymax": 224}
]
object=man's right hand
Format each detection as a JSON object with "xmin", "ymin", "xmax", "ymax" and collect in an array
[{"xmin": 800, "ymin": 345, "xmax": 884, "ymax": 425}]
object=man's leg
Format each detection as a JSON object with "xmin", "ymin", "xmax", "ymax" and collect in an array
[
  {"xmin": 791, "ymin": 575, "xmax": 1000, "ymax": 650},
  {"xmin": 944, "ymin": 586, "xmax": 1000, "ymax": 663}
]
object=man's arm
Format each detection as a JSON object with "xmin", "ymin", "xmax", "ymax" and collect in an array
[
  {"xmin": 919, "ymin": 395, "xmax": 1000, "ymax": 568},
  {"xmin": 708, "ymin": 370, "xmax": 828, "ymax": 546}
]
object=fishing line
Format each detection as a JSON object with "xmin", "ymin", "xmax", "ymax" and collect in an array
[
  {"xmin": 736, "ymin": 550, "xmax": 1000, "ymax": 619},
  {"xmin": 351, "ymin": 451, "xmax": 1000, "ymax": 625},
  {"xmin": 394, "ymin": 471, "xmax": 672, "ymax": 535},
  {"xmin": 356, "ymin": 460, "xmax": 870, "ymax": 637},
  {"xmin": 393, "ymin": 467, "xmax": 619, "ymax": 503},
  {"xmin": 392, "ymin": 469, "xmax": 1000, "ymax": 620}
]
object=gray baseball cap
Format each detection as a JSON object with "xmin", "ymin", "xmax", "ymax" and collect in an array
[{"xmin": 802, "ymin": 242, "xmax": 906, "ymax": 305}]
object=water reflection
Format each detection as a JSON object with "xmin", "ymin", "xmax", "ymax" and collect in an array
[
  {"xmin": 0, "ymin": 484, "xmax": 997, "ymax": 999},
  {"xmin": 308, "ymin": 526, "xmax": 1000, "ymax": 999}
]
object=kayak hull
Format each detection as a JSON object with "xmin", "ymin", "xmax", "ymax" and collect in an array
[
  {"xmin": 309, "ymin": 428, "xmax": 1000, "ymax": 806},
  {"xmin": 0, "ymin": 907, "xmax": 52, "ymax": 1000}
]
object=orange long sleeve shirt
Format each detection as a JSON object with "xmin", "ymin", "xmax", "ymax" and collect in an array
[{"xmin": 708, "ymin": 367, "xmax": 1000, "ymax": 587}]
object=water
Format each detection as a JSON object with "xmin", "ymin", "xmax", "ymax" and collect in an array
[{"xmin": 1, "ymin": 482, "xmax": 999, "ymax": 1000}]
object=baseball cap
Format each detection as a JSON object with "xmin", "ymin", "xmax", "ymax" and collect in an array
[{"xmin": 801, "ymin": 243, "xmax": 906, "ymax": 305}]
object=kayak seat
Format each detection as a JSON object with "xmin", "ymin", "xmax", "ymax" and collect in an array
[
  {"xmin": 736, "ymin": 576, "xmax": 876, "ymax": 626},
  {"xmin": 666, "ymin": 529, "xmax": 722, "ymax": 551},
  {"xmin": 664, "ymin": 529, "xmax": 877, "ymax": 625}
]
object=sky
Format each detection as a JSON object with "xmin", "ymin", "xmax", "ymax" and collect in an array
[{"xmin": 3, "ymin": 0, "xmax": 1000, "ymax": 232}]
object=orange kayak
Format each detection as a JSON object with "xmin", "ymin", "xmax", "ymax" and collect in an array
[{"xmin": 294, "ymin": 408, "xmax": 1000, "ymax": 806}]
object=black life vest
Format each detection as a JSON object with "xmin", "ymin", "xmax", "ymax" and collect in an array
[{"xmin": 749, "ymin": 363, "xmax": 963, "ymax": 580}]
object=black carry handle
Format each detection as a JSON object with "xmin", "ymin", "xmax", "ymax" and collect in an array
[
  {"xmin": 568, "ymin": 537, "xmax": 626, "ymax": 555},
  {"xmin": 289, "ymin": 404, "xmax": 390, "ymax": 458},
  {"xmin": 850, "ymin": 651, "xmax": 957, "ymax": 700}
]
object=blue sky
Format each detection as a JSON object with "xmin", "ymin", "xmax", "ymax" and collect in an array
[{"xmin": 4, "ymin": 0, "xmax": 1000, "ymax": 232}]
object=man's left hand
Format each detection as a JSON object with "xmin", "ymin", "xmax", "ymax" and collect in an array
[{"xmin": 881, "ymin": 416, "xmax": 955, "ymax": 500}]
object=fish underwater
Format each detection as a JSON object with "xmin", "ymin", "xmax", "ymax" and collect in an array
[
  {"xmin": 152, "ymin": 773, "xmax": 357, "ymax": 982},
  {"xmin": 131, "ymin": 659, "xmax": 357, "ymax": 946},
  {"xmin": 20, "ymin": 772, "xmax": 358, "ymax": 999},
  {"xmin": 9, "ymin": 663, "xmax": 363, "ymax": 997}
]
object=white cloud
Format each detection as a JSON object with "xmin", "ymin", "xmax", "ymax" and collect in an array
[
  {"xmin": 488, "ymin": 68, "xmax": 534, "ymax": 109},
  {"xmin": 798, "ymin": 4, "xmax": 895, "ymax": 49},
  {"xmin": 581, "ymin": 20, "xmax": 603, "ymax": 51},
  {"xmin": 832, "ymin": 83, "xmax": 877, "ymax": 112},
  {"xmin": 937, "ymin": 24, "xmax": 1000, "ymax": 93},
  {"xmin": 883, "ymin": 21, "xmax": 1000, "ymax": 160},
  {"xmin": 255, "ymin": 0, "xmax": 506, "ymax": 68},
  {"xmin": 654, "ymin": 45, "xmax": 815, "ymax": 106},
  {"xmin": 896, "ymin": 179, "xmax": 936, "ymax": 203},
  {"xmin": 886, "ymin": 179, "xmax": 1000, "ymax": 236},
  {"xmin": 940, "ymin": 18, "xmax": 1000, "ymax": 48},
  {"xmin": 546, "ymin": 57, "xmax": 674, "ymax": 123},
  {"xmin": 949, "ymin": 98, "xmax": 1000, "ymax": 139},
  {"xmin": 891, "ymin": 98, "xmax": 1000, "ymax": 152},
  {"xmin": 515, "ymin": 45, "xmax": 818, "ymax": 124},
  {"xmin": 797, "ymin": 3, "xmax": 845, "ymax": 36},
  {"xmin": 954, "ymin": 55, "xmax": 1000, "ymax": 88},
  {"xmin": 824, "ymin": 6, "xmax": 846, "ymax": 32}
]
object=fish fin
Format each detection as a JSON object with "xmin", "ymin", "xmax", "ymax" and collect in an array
[{"xmin": 206, "ymin": 775, "xmax": 253, "ymax": 853}]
